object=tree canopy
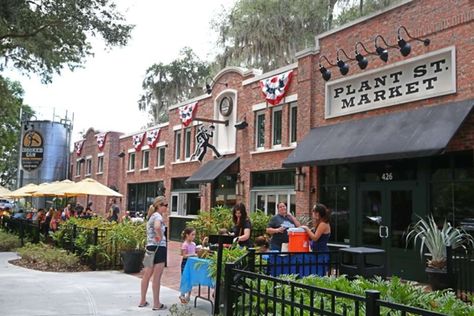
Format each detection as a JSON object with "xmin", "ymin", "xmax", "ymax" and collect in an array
[
  {"xmin": 138, "ymin": 47, "xmax": 211, "ymax": 124},
  {"xmin": 0, "ymin": 0, "xmax": 134, "ymax": 83},
  {"xmin": 0, "ymin": 77, "xmax": 33, "ymax": 188}
]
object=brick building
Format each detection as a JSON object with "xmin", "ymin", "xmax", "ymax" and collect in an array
[{"xmin": 71, "ymin": 0, "xmax": 474, "ymax": 280}]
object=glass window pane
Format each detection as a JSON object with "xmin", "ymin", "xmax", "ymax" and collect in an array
[
  {"xmin": 186, "ymin": 193, "xmax": 200, "ymax": 215},
  {"xmin": 158, "ymin": 147, "xmax": 165, "ymax": 166},
  {"xmin": 256, "ymin": 112, "xmax": 265, "ymax": 148},
  {"xmin": 185, "ymin": 128, "xmax": 192, "ymax": 158},
  {"xmin": 171, "ymin": 195, "xmax": 178, "ymax": 213},
  {"xmin": 431, "ymin": 155, "xmax": 451, "ymax": 181},
  {"xmin": 267, "ymin": 195, "xmax": 276, "ymax": 215},
  {"xmin": 454, "ymin": 182, "xmax": 474, "ymax": 228},
  {"xmin": 175, "ymin": 131, "xmax": 181, "ymax": 160},
  {"xmin": 290, "ymin": 105, "xmax": 297, "ymax": 143},
  {"xmin": 454, "ymin": 151, "xmax": 474, "ymax": 180},
  {"xmin": 273, "ymin": 109, "xmax": 282, "ymax": 146},
  {"xmin": 256, "ymin": 194, "xmax": 265, "ymax": 212}
]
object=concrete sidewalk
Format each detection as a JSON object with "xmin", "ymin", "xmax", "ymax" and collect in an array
[{"xmin": 0, "ymin": 252, "xmax": 213, "ymax": 316}]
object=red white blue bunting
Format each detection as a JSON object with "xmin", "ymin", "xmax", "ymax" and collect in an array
[
  {"xmin": 146, "ymin": 128, "xmax": 161, "ymax": 148},
  {"xmin": 259, "ymin": 70, "xmax": 294, "ymax": 106},
  {"xmin": 132, "ymin": 133, "xmax": 146, "ymax": 151},
  {"xmin": 179, "ymin": 102, "xmax": 198, "ymax": 127},
  {"xmin": 95, "ymin": 133, "xmax": 107, "ymax": 151},
  {"xmin": 74, "ymin": 140, "xmax": 85, "ymax": 156}
]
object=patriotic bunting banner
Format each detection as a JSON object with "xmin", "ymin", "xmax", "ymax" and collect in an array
[
  {"xmin": 74, "ymin": 140, "xmax": 85, "ymax": 156},
  {"xmin": 259, "ymin": 70, "xmax": 294, "ymax": 106},
  {"xmin": 95, "ymin": 133, "xmax": 107, "ymax": 151},
  {"xmin": 132, "ymin": 132, "xmax": 146, "ymax": 151},
  {"xmin": 146, "ymin": 128, "xmax": 161, "ymax": 148},
  {"xmin": 179, "ymin": 102, "xmax": 198, "ymax": 127}
]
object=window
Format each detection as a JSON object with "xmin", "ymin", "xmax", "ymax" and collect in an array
[
  {"xmin": 141, "ymin": 150, "xmax": 150, "ymax": 169},
  {"xmin": 127, "ymin": 181, "xmax": 164, "ymax": 216},
  {"xmin": 252, "ymin": 170, "xmax": 295, "ymax": 187},
  {"xmin": 272, "ymin": 107, "xmax": 282, "ymax": 146},
  {"xmin": 319, "ymin": 165, "xmax": 351, "ymax": 244},
  {"xmin": 252, "ymin": 191, "xmax": 296, "ymax": 216},
  {"xmin": 171, "ymin": 177, "xmax": 200, "ymax": 216},
  {"xmin": 97, "ymin": 156, "xmax": 104, "ymax": 173},
  {"xmin": 255, "ymin": 111, "xmax": 265, "ymax": 149},
  {"xmin": 174, "ymin": 130, "xmax": 182, "ymax": 161},
  {"xmin": 184, "ymin": 128, "xmax": 192, "ymax": 159},
  {"xmin": 156, "ymin": 146, "xmax": 165, "ymax": 167},
  {"xmin": 85, "ymin": 158, "xmax": 92, "ymax": 175},
  {"xmin": 75, "ymin": 161, "xmax": 81, "ymax": 176},
  {"xmin": 430, "ymin": 151, "xmax": 474, "ymax": 227},
  {"xmin": 289, "ymin": 102, "xmax": 297, "ymax": 143},
  {"xmin": 128, "ymin": 152, "xmax": 135, "ymax": 171}
]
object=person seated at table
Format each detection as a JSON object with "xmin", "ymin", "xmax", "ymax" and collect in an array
[
  {"xmin": 301, "ymin": 203, "xmax": 331, "ymax": 276},
  {"xmin": 179, "ymin": 227, "xmax": 197, "ymax": 304}
]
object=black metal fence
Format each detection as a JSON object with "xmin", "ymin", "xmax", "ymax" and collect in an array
[
  {"xmin": 223, "ymin": 249, "xmax": 445, "ymax": 316},
  {"xmin": 1, "ymin": 217, "xmax": 121, "ymax": 270},
  {"xmin": 448, "ymin": 246, "xmax": 474, "ymax": 300}
]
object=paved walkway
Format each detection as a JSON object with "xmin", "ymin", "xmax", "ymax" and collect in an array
[{"xmin": 0, "ymin": 248, "xmax": 213, "ymax": 316}]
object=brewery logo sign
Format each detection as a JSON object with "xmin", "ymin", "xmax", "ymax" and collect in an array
[{"xmin": 21, "ymin": 130, "xmax": 44, "ymax": 171}]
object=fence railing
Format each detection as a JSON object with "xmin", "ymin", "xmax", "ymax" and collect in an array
[
  {"xmin": 223, "ymin": 249, "xmax": 445, "ymax": 316},
  {"xmin": 448, "ymin": 246, "xmax": 474, "ymax": 301},
  {"xmin": 1, "ymin": 216, "xmax": 41, "ymax": 245}
]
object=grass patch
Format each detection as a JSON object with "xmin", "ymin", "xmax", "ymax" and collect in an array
[
  {"xmin": 15, "ymin": 243, "xmax": 89, "ymax": 272},
  {"xmin": 0, "ymin": 229, "xmax": 21, "ymax": 251}
]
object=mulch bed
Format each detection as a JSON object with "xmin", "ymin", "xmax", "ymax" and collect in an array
[{"xmin": 8, "ymin": 258, "xmax": 91, "ymax": 272}]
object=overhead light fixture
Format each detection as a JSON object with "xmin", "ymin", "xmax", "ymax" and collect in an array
[
  {"xmin": 205, "ymin": 77, "xmax": 228, "ymax": 94},
  {"xmin": 397, "ymin": 25, "xmax": 430, "ymax": 57},
  {"xmin": 336, "ymin": 48, "xmax": 354, "ymax": 76},
  {"xmin": 354, "ymin": 41, "xmax": 376, "ymax": 70},
  {"xmin": 374, "ymin": 35, "xmax": 396, "ymax": 62},
  {"xmin": 234, "ymin": 120, "xmax": 248, "ymax": 130},
  {"xmin": 118, "ymin": 151, "xmax": 125, "ymax": 158},
  {"xmin": 318, "ymin": 55, "xmax": 336, "ymax": 81}
]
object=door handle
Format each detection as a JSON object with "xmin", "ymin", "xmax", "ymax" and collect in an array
[{"xmin": 379, "ymin": 225, "xmax": 389, "ymax": 238}]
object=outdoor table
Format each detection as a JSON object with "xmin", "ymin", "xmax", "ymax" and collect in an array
[
  {"xmin": 179, "ymin": 256, "xmax": 215, "ymax": 311},
  {"xmin": 339, "ymin": 247, "xmax": 386, "ymax": 279}
]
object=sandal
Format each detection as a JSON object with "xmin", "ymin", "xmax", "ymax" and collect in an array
[
  {"xmin": 152, "ymin": 304, "xmax": 167, "ymax": 310},
  {"xmin": 179, "ymin": 295, "xmax": 188, "ymax": 304},
  {"xmin": 138, "ymin": 302, "xmax": 149, "ymax": 308}
]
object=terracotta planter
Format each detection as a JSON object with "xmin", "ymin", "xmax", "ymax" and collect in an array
[
  {"xmin": 121, "ymin": 250, "xmax": 144, "ymax": 273},
  {"xmin": 425, "ymin": 267, "xmax": 454, "ymax": 291}
]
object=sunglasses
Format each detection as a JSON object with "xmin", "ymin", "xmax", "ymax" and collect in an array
[{"xmin": 160, "ymin": 203, "xmax": 168, "ymax": 207}]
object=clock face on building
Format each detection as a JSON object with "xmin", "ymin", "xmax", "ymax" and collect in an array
[{"xmin": 219, "ymin": 96, "xmax": 233, "ymax": 117}]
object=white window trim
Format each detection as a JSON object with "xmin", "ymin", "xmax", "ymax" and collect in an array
[
  {"xmin": 75, "ymin": 160, "xmax": 81, "ymax": 177},
  {"xmin": 156, "ymin": 146, "xmax": 166, "ymax": 168},
  {"xmin": 174, "ymin": 130, "xmax": 182, "ymax": 162},
  {"xmin": 97, "ymin": 152, "xmax": 104, "ymax": 157},
  {"xmin": 251, "ymin": 189, "xmax": 296, "ymax": 215},
  {"xmin": 272, "ymin": 105, "xmax": 283, "ymax": 148},
  {"xmin": 171, "ymin": 191, "xmax": 200, "ymax": 216},
  {"xmin": 85, "ymin": 158, "xmax": 92, "ymax": 176},
  {"xmin": 250, "ymin": 146, "xmax": 294, "ymax": 155},
  {"xmin": 289, "ymin": 102, "xmax": 298, "ymax": 146},
  {"xmin": 96, "ymin": 156, "xmax": 104, "ymax": 175},
  {"xmin": 252, "ymin": 94, "xmax": 297, "ymax": 112},
  {"xmin": 255, "ymin": 111, "xmax": 265, "ymax": 150}
]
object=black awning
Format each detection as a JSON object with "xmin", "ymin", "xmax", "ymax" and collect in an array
[
  {"xmin": 186, "ymin": 157, "xmax": 239, "ymax": 184},
  {"xmin": 283, "ymin": 100, "xmax": 473, "ymax": 167}
]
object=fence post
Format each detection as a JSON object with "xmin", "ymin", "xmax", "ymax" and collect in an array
[
  {"xmin": 446, "ymin": 245, "xmax": 452, "ymax": 275},
  {"xmin": 92, "ymin": 227, "xmax": 98, "ymax": 271},
  {"xmin": 365, "ymin": 290, "xmax": 380, "ymax": 316},
  {"xmin": 19, "ymin": 219, "xmax": 25, "ymax": 246},
  {"xmin": 36, "ymin": 221, "xmax": 41, "ymax": 243},
  {"xmin": 248, "ymin": 248, "xmax": 255, "ymax": 273},
  {"xmin": 224, "ymin": 262, "xmax": 235, "ymax": 316},
  {"xmin": 72, "ymin": 224, "xmax": 77, "ymax": 253}
]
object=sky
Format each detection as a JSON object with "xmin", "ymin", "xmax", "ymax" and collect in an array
[{"xmin": 6, "ymin": 0, "xmax": 235, "ymax": 144}]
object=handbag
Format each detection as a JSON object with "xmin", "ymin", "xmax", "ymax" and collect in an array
[{"xmin": 142, "ymin": 246, "xmax": 158, "ymax": 268}]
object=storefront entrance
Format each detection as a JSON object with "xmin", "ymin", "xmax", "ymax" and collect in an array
[{"xmin": 357, "ymin": 182, "xmax": 425, "ymax": 279}]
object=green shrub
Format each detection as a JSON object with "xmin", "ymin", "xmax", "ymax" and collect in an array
[
  {"xmin": 16, "ymin": 242, "xmax": 86, "ymax": 271},
  {"xmin": 0, "ymin": 229, "xmax": 21, "ymax": 251},
  {"xmin": 249, "ymin": 209, "xmax": 271, "ymax": 235},
  {"xmin": 189, "ymin": 206, "xmax": 233, "ymax": 243}
]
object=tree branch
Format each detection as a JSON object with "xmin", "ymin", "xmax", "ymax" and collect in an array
[{"xmin": 0, "ymin": 22, "xmax": 61, "ymax": 41}]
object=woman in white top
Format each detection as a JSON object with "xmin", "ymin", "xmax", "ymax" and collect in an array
[{"xmin": 138, "ymin": 196, "xmax": 168, "ymax": 311}]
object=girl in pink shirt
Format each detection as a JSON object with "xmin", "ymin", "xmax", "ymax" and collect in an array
[{"xmin": 179, "ymin": 227, "xmax": 196, "ymax": 303}]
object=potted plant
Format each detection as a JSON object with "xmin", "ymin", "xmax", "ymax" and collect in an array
[
  {"xmin": 406, "ymin": 215, "xmax": 474, "ymax": 290},
  {"xmin": 106, "ymin": 221, "xmax": 146, "ymax": 273}
]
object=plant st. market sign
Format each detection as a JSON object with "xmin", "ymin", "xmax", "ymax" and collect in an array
[{"xmin": 325, "ymin": 46, "xmax": 456, "ymax": 118}]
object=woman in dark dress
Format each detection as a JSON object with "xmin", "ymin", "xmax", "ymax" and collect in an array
[
  {"xmin": 231, "ymin": 203, "xmax": 252, "ymax": 248},
  {"xmin": 301, "ymin": 203, "xmax": 331, "ymax": 276}
]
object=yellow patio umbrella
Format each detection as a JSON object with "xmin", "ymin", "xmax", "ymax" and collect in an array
[
  {"xmin": 0, "ymin": 186, "xmax": 12, "ymax": 198},
  {"xmin": 31, "ymin": 180, "xmax": 74, "ymax": 197},
  {"xmin": 57, "ymin": 178, "xmax": 122, "ymax": 197},
  {"xmin": 8, "ymin": 183, "xmax": 40, "ymax": 198}
]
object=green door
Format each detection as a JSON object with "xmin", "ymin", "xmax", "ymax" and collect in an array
[{"xmin": 358, "ymin": 182, "xmax": 425, "ymax": 280}]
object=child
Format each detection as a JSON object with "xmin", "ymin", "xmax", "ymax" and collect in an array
[
  {"xmin": 254, "ymin": 236, "xmax": 270, "ymax": 253},
  {"xmin": 179, "ymin": 227, "xmax": 197, "ymax": 304}
]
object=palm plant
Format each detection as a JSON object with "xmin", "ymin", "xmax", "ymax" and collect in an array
[{"xmin": 406, "ymin": 215, "xmax": 474, "ymax": 270}]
